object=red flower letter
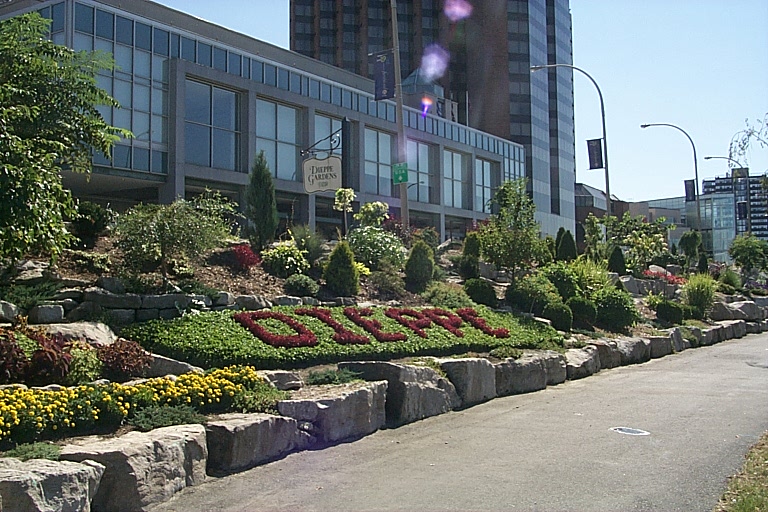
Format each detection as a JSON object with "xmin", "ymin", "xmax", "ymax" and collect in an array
[
  {"xmin": 296, "ymin": 308, "xmax": 370, "ymax": 345},
  {"xmin": 456, "ymin": 308, "xmax": 509, "ymax": 338},
  {"xmin": 234, "ymin": 311, "xmax": 318, "ymax": 348},
  {"xmin": 384, "ymin": 308, "xmax": 432, "ymax": 338},
  {"xmin": 344, "ymin": 307, "xmax": 407, "ymax": 342},
  {"xmin": 423, "ymin": 308, "xmax": 465, "ymax": 337}
]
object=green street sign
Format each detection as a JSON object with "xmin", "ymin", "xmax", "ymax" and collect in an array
[{"xmin": 392, "ymin": 162, "xmax": 409, "ymax": 184}]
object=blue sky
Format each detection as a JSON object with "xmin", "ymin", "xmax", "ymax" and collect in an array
[{"xmin": 155, "ymin": 0, "xmax": 768, "ymax": 202}]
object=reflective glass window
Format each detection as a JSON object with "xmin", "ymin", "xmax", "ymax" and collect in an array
[
  {"xmin": 115, "ymin": 16, "xmax": 132, "ymax": 45},
  {"xmin": 213, "ymin": 47, "xmax": 227, "ymax": 71},
  {"xmin": 75, "ymin": 3, "xmax": 93, "ymax": 34},
  {"xmin": 153, "ymin": 28, "xmax": 169, "ymax": 56},
  {"xmin": 95, "ymin": 10, "xmax": 113, "ymax": 40},
  {"xmin": 135, "ymin": 22, "xmax": 151, "ymax": 50}
]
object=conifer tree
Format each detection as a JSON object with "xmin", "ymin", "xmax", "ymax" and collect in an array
[
  {"xmin": 556, "ymin": 230, "xmax": 578, "ymax": 262},
  {"xmin": 244, "ymin": 151, "xmax": 279, "ymax": 250}
]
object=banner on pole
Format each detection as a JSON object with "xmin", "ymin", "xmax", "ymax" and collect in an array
[
  {"xmin": 684, "ymin": 179, "xmax": 696, "ymax": 202},
  {"xmin": 370, "ymin": 49, "xmax": 395, "ymax": 101},
  {"xmin": 587, "ymin": 139, "xmax": 603, "ymax": 169}
]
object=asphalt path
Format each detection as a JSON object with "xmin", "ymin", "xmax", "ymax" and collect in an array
[{"xmin": 152, "ymin": 334, "xmax": 768, "ymax": 512}]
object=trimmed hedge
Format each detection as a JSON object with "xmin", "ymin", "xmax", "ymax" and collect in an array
[{"xmin": 123, "ymin": 306, "xmax": 563, "ymax": 370}]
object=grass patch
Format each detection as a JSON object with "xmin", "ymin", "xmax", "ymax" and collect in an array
[
  {"xmin": 716, "ymin": 431, "xmax": 768, "ymax": 512},
  {"xmin": 127, "ymin": 404, "xmax": 207, "ymax": 432},
  {"xmin": 2, "ymin": 442, "xmax": 60, "ymax": 461},
  {"xmin": 123, "ymin": 306, "xmax": 563, "ymax": 370},
  {"xmin": 305, "ymin": 368, "xmax": 361, "ymax": 386}
]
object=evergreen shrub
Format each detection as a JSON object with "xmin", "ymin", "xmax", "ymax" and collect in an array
[
  {"xmin": 323, "ymin": 241, "xmax": 360, "ymax": 297},
  {"xmin": 404, "ymin": 240, "xmax": 434, "ymax": 293},
  {"xmin": 542, "ymin": 301, "xmax": 573, "ymax": 332},
  {"xmin": 463, "ymin": 278, "xmax": 498, "ymax": 308}
]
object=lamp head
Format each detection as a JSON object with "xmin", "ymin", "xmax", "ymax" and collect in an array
[
  {"xmin": 530, "ymin": 65, "xmax": 546, "ymax": 72},
  {"xmin": 640, "ymin": 124, "xmax": 650, "ymax": 129}
]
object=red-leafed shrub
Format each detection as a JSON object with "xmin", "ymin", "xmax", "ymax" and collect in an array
[
  {"xmin": 296, "ymin": 308, "xmax": 370, "ymax": 345},
  {"xmin": 456, "ymin": 308, "xmax": 510, "ymax": 338},
  {"xmin": 0, "ymin": 330, "xmax": 29, "ymax": 384},
  {"xmin": 97, "ymin": 338, "xmax": 152, "ymax": 382},
  {"xmin": 343, "ymin": 307, "xmax": 407, "ymax": 342},
  {"xmin": 234, "ymin": 311, "xmax": 318, "ymax": 348},
  {"xmin": 232, "ymin": 243, "xmax": 261, "ymax": 271},
  {"xmin": 384, "ymin": 308, "xmax": 432, "ymax": 338},
  {"xmin": 25, "ymin": 332, "xmax": 72, "ymax": 386}
]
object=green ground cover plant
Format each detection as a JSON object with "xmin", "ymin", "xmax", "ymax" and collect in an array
[{"xmin": 123, "ymin": 306, "xmax": 563, "ymax": 370}]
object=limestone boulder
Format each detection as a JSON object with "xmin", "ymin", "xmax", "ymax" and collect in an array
[
  {"xmin": 437, "ymin": 358, "xmax": 496, "ymax": 406},
  {"xmin": 338, "ymin": 361, "xmax": 460, "ymax": 427},
  {"xmin": 96, "ymin": 276, "xmax": 125, "ymax": 294},
  {"xmin": 213, "ymin": 291, "xmax": 235, "ymax": 307},
  {"xmin": 729, "ymin": 301, "xmax": 763, "ymax": 321},
  {"xmin": 274, "ymin": 295, "xmax": 302, "ymax": 306},
  {"xmin": 206, "ymin": 413, "xmax": 309, "ymax": 474},
  {"xmin": 59, "ymin": 424, "xmax": 207, "ymax": 512},
  {"xmin": 540, "ymin": 350, "xmax": 567, "ymax": 385},
  {"xmin": 647, "ymin": 335, "xmax": 673, "ymax": 358},
  {"xmin": 40, "ymin": 322, "xmax": 117, "ymax": 346},
  {"xmin": 590, "ymin": 339, "xmax": 621, "ymax": 369},
  {"xmin": 145, "ymin": 354, "xmax": 203, "ymax": 378},
  {"xmin": 28, "ymin": 305, "xmax": 65, "ymax": 324},
  {"xmin": 14, "ymin": 260, "xmax": 51, "ymax": 285},
  {"xmin": 0, "ymin": 458, "xmax": 104, "ymax": 512},
  {"xmin": 82, "ymin": 287, "xmax": 142, "ymax": 309},
  {"xmin": 277, "ymin": 381, "xmax": 387, "ymax": 444},
  {"xmin": 620, "ymin": 276, "xmax": 639, "ymax": 295},
  {"xmin": 616, "ymin": 337, "xmax": 651, "ymax": 365},
  {"xmin": 668, "ymin": 327, "xmax": 690, "ymax": 352},
  {"xmin": 1, "ymin": 300, "xmax": 20, "ymax": 322},
  {"xmin": 565, "ymin": 346, "xmax": 600, "ymax": 380},
  {"xmin": 700, "ymin": 326, "xmax": 720, "ymax": 345},
  {"xmin": 709, "ymin": 301, "xmax": 735, "ymax": 321},
  {"xmin": 746, "ymin": 321, "xmax": 761, "ymax": 334},
  {"xmin": 258, "ymin": 370, "xmax": 303, "ymax": 391},
  {"xmin": 494, "ymin": 355, "xmax": 546, "ymax": 396},
  {"xmin": 234, "ymin": 295, "xmax": 272, "ymax": 311}
]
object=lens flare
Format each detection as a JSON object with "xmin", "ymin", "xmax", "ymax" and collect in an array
[
  {"xmin": 444, "ymin": 0, "xmax": 473, "ymax": 22},
  {"xmin": 420, "ymin": 44, "xmax": 450, "ymax": 81},
  {"xmin": 421, "ymin": 96, "xmax": 433, "ymax": 117}
]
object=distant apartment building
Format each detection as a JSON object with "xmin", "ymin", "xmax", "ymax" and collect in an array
[{"xmin": 290, "ymin": 0, "xmax": 576, "ymax": 236}]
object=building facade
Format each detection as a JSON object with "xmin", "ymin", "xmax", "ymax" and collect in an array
[
  {"xmin": 290, "ymin": 0, "xmax": 576, "ymax": 236},
  {"xmin": 1, "ymin": 0, "xmax": 527, "ymax": 240},
  {"xmin": 702, "ymin": 173, "xmax": 768, "ymax": 241}
]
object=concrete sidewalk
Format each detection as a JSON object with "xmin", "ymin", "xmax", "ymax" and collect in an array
[{"xmin": 152, "ymin": 334, "xmax": 768, "ymax": 512}]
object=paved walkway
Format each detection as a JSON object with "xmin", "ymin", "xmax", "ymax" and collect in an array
[{"xmin": 152, "ymin": 335, "xmax": 768, "ymax": 512}]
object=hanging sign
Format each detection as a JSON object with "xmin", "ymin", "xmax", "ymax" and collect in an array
[
  {"xmin": 587, "ymin": 139, "xmax": 603, "ymax": 169},
  {"xmin": 684, "ymin": 179, "xmax": 696, "ymax": 202},
  {"xmin": 370, "ymin": 49, "xmax": 395, "ymax": 100},
  {"xmin": 303, "ymin": 155, "xmax": 342, "ymax": 194}
]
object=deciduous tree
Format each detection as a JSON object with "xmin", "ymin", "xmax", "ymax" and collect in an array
[{"xmin": 0, "ymin": 13, "xmax": 129, "ymax": 264}]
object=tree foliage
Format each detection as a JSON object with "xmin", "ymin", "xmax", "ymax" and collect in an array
[
  {"xmin": 728, "ymin": 234, "xmax": 768, "ymax": 275},
  {"xmin": 556, "ymin": 230, "xmax": 577, "ymax": 262},
  {"xmin": 0, "ymin": 13, "xmax": 129, "ymax": 263},
  {"xmin": 729, "ymin": 113, "xmax": 767, "ymax": 167},
  {"xmin": 244, "ymin": 151, "xmax": 278, "ymax": 250},
  {"xmin": 678, "ymin": 230, "xmax": 701, "ymax": 269},
  {"xmin": 114, "ymin": 191, "xmax": 235, "ymax": 280},
  {"xmin": 583, "ymin": 212, "xmax": 673, "ymax": 272},
  {"xmin": 476, "ymin": 179, "xmax": 544, "ymax": 285},
  {"xmin": 353, "ymin": 201, "xmax": 389, "ymax": 227}
]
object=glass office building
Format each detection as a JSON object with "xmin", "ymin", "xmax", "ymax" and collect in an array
[
  {"xmin": 290, "ymin": 0, "xmax": 576, "ymax": 236},
  {"xmin": 1, "ymin": 0, "xmax": 526, "ymax": 240}
]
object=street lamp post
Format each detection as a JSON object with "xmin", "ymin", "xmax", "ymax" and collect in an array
[
  {"xmin": 389, "ymin": 0, "xmax": 409, "ymax": 229},
  {"xmin": 531, "ymin": 64, "xmax": 611, "ymax": 216},
  {"xmin": 705, "ymin": 155, "xmax": 751, "ymax": 233},
  {"xmin": 640, "ymin": 123, "xmax": 701, "ymax": 230}
]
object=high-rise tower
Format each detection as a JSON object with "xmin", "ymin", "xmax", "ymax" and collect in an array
[{"xmin": 290, "ymin": 0, "xmax": 576, "ymax": 234}]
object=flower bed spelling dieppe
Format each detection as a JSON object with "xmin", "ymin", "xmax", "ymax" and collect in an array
[{"xmin": 123, "ymin": 306, "xmax": 563, "ymax": 370}]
